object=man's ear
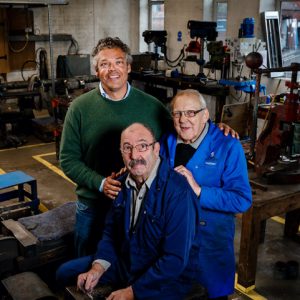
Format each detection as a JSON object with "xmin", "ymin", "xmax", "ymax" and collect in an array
[
  {"xmin": 127, "ymin": 63, "xmax": 131, "ymax": 74},
  {"xmin": 154, "ymin": 142, "xmax": 160, "ymax": 156},
  {"xmin": 203, "ymin": 108, "xmax": 210, "ymax": 122}
]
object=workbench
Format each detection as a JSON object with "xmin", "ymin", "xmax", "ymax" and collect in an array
[
  {"xmin": 129, "ymin": 71, "xmax": 229, "ymax": 122},
  {"xmin": 237, "ymin": 179, "xmax": 300, "ymax": 290}
]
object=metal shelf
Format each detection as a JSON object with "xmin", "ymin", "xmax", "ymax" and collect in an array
[
  {"xmin": 0, "ymin": 1, "xmax": 68, "ymax": 5},
  {"xmin": 9, "ymin": 33, "xmax": 72, "ymax": 42}
]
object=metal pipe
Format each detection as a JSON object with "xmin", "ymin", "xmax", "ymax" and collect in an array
[
  {"xmin": 254, "ymin": 63, "xmax": 300, "ymax": 74},
  {"xmin": 0, "ymin": 75, "xmax": 99, "ymax": 91},
  {"xmin": 251, "ymin": 72, "xmax": 261, "ymax": 157},
  {"xmin": 47, "ymin": 4, "xmax": 55, "ymax": 97},
  {"xmin": 1, "ymin": 91, "xmax": 40, "ymax": 98}
]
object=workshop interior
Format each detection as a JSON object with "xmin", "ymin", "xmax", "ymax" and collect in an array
[{"xmin": 0, "ymin": 0, "xmax": 300, "ymax": 299}]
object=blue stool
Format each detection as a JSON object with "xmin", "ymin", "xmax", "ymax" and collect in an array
[{"xmin": 0, "ymin": 171, "xmax": 40, "ymax": 214}]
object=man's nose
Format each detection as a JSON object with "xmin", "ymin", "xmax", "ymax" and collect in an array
[
  {"xmin": 130, "ymin": 147, "xmax": 140, "ymax": 159},
  {"xmin": 179, "ymin": 113, "xmax": 188, "ymax": 122},
  {"xmin": 108, "ymin": 62, "xmax": 117, "ymax": 70}
]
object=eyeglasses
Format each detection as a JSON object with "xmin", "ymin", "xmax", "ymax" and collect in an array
[
  {"xmin": 172, "ymin": 108, "xmax": 205, "ymax": 119},
  {"xmin": 121, "ymin": 142, "xmax": 156, "ymax": 154}
]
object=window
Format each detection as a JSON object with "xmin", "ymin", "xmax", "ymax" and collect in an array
[
  {"xmin": 279, "ymin": 1, "xmax": 300, "ymax": 66},
  {"xmin": 214, "ymin": 0, "xmax": 228, "ymax": 40},
  {"xmin": 139, "ymin": 1, "xmax": 164, "ymax": 53},
  {"xmin": 149, "ymin": 0, "xmax": 164, "ymax": 30},
  {"xmin": 148, "ymin": 1, "xmax": 164, "ymax": 54}
]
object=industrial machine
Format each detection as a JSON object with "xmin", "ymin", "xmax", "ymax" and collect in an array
[
  {"xmin": 205, "ymin": 40, "xmax": 230, "ymax": 79},
  {"xmin": 249, "ymin": 61, "xmax": 300, "ymax": 183},
  {"xmin": 142, "ymin": 30, "xmax": 167, "ymax": 74},
  {"xmin": 0, "ymin": 198, "xmax": 76, "ymax": 298},
  {"xmin": 186, "ymin": 20, "xmax": 218, "ymax": 79}
]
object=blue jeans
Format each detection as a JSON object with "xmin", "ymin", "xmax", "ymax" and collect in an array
[
  {"xmin": 56, "ymin": 255, "xmax": 129, "ymax": 289},
  {"xmin": 74, "ymin": 201, "xmax": 105, "ymax": 257},
  {"xmin": 56, "ymin": 255, "xmax": 93, "ymax": 287}
]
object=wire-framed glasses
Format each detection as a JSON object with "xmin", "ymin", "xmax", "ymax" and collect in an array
[
  {"xmin": 121, "ymin": 142, "xmax": 156, "ymax": 154},
  {"xmin": 172, "ymin": 108, "xmax": 205, "ymax": 118}
]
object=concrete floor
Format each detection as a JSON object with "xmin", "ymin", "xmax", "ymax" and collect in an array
[{"xmin": 0, "ymin": 138, "xmax": 299, "ymax": 300}]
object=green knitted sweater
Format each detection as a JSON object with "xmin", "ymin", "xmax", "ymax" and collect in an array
[{"xmin": 59, "ymin": 86, "xmax": 171, "ymax": 207}]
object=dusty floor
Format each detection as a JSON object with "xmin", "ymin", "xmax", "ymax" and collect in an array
[{"xmin": 0, "ymin": 139, "xmax": 299, "ymax": 300}]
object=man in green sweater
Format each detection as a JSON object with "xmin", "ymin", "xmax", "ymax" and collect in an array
[{"xmin": 59, "ymin": 37, "xmax": 172, "ymax": 257}]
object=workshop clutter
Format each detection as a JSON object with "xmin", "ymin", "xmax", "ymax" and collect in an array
[{"xmin": 1, "ymin": 201, "xmax": 76, "ymax": 277}]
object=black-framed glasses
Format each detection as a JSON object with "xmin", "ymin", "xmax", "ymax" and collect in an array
[
  {"xmin": 121, "ymin": 142, "xmax": 156, "ymax": 154},
  {"xmin": 172, "ymin": 108, "xmax": 205, "ymax": 118}
]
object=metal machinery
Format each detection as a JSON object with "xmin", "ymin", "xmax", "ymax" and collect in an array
[
  {"xmin": 142, "ymin": 30, "xmax": 167, "ymax": 74},
  {"xmin": 186, "ymin": 20, "xmax": 218, "ymax": 79},
  {"xmin": 0, "ymin": 75, "xmax": 98, "ymax": 153},
  {"xmin": 0, "ymin": 198, "xmax": 76, "ymax": 298},
  {"xmin": 205, "ymin": 40, "xmax": 230, "ymax": 79},
  {"xmin": 0, "ymin": 171, "xmax": 76, "ymax": 299},
  {"xmin": 251, "ymin": 62, "xmax": 300, "ymax": 183}
]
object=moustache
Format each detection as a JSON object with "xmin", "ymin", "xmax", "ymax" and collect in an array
[{"xmin": 129, "ymin": 159, "xmax": 146, "ymax": 168}]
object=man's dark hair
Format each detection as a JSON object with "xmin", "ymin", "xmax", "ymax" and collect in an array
[{"xmin": 92, "ymin": 37, "xmax": 133, "ymax": 71}]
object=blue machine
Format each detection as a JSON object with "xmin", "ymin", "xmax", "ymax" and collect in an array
[
  {"xmin": 219, "ymin": 79, "xmax": 266, "ymax": 94},
  {"xmin": 0, "ymin": 171, "xmax": 40, "ymax": 215}
]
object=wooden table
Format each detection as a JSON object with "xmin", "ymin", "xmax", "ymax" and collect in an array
[{"xmin": 237, "ymin": 180, "xmax": 300, "ymax": 290}]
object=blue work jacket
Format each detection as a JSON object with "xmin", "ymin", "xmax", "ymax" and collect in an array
[
  {"xmin": 160, "ymin": 120, "xmax": 252, "ymax": 298},
  {"xmin": 94, "ymin": 157, "xmax": 201, "ymax": 300}
]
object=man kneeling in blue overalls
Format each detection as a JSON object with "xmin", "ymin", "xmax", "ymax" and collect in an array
[{"xmin": 56, "ymin": 122, "xmax": 205, "ymax": 300}]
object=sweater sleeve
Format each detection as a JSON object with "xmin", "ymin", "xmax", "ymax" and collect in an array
[{"xmin": 59, "ymin": 105, "xmax": 104, "ymax": 192}]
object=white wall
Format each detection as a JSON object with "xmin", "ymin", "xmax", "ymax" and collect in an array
[
  {"xmin": 164, "ymin": 0, "xmax": 203, "ymax": 76},
  {"xmin": 7, "ymin": 0, "xmax": 139, "ymax": 81}
]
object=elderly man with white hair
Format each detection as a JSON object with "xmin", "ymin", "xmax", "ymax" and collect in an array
[{"xmin": 160, "ymin": 89, "xmax": 252, "ymax": 300}]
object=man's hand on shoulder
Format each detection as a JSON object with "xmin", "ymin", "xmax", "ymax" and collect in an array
[
  {"xmin": 175, "ymin": 165, "xmax": 201, "ymax": 197},
  {"xmin": 106, "ymin": 286, "xmax": 134, "ymax": 300},
  {"xmin": 103, "ymin": 171, "xmax": 123, "ymax": 200},
  {"xmin": 218, "ymin": 122, "xmax": 239, "ymax": 139}
]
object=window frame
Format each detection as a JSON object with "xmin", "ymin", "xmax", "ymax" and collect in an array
[
  {"xmin": 213, "ymin": 0, "xmax": 228, "ymax": 40},
  {"xmin": 277, "ymin": 0, "xmax": 300, "ymax": 68},
  {"xmin": 148, "ymin": 0, "xmax": 164, "ymax": 30},
  {"xmin": 147, "ymin": 0, "xmax": 164, "ymax": 54}
]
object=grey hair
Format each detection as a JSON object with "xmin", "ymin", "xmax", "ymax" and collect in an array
[
  {"xmin": 92, "ymin": 37, "xmax": 133, "ymax": 71},
  {"xmin": 170, "ymin": 89, "xmax": 207, "ymax": 110}
]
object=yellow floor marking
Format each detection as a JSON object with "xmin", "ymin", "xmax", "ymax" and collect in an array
[
  {"xmin": 271, "ymin": 216, "xmax": 285, "ymax": 225},
  {"xmin": 38, "ymin": 202, "xmax": 49, "ymax": 212},
  {"xmin": 32, "ymin": 152, "xmax": 75, "ymax": 185},
  {"xmin": 0, "ymin": 142, "xmax": 54, "ymax": 152},
  {"xmin": 235, "ymin": 274, "xmax": 268, "ymax": 300},
  {"xmin": 271, "ymin": 216, "xmax": 300, "ymax": 231},
  {"xmin": 0, "ymin": 168, "xmax": 48, "ymax": 212}
]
